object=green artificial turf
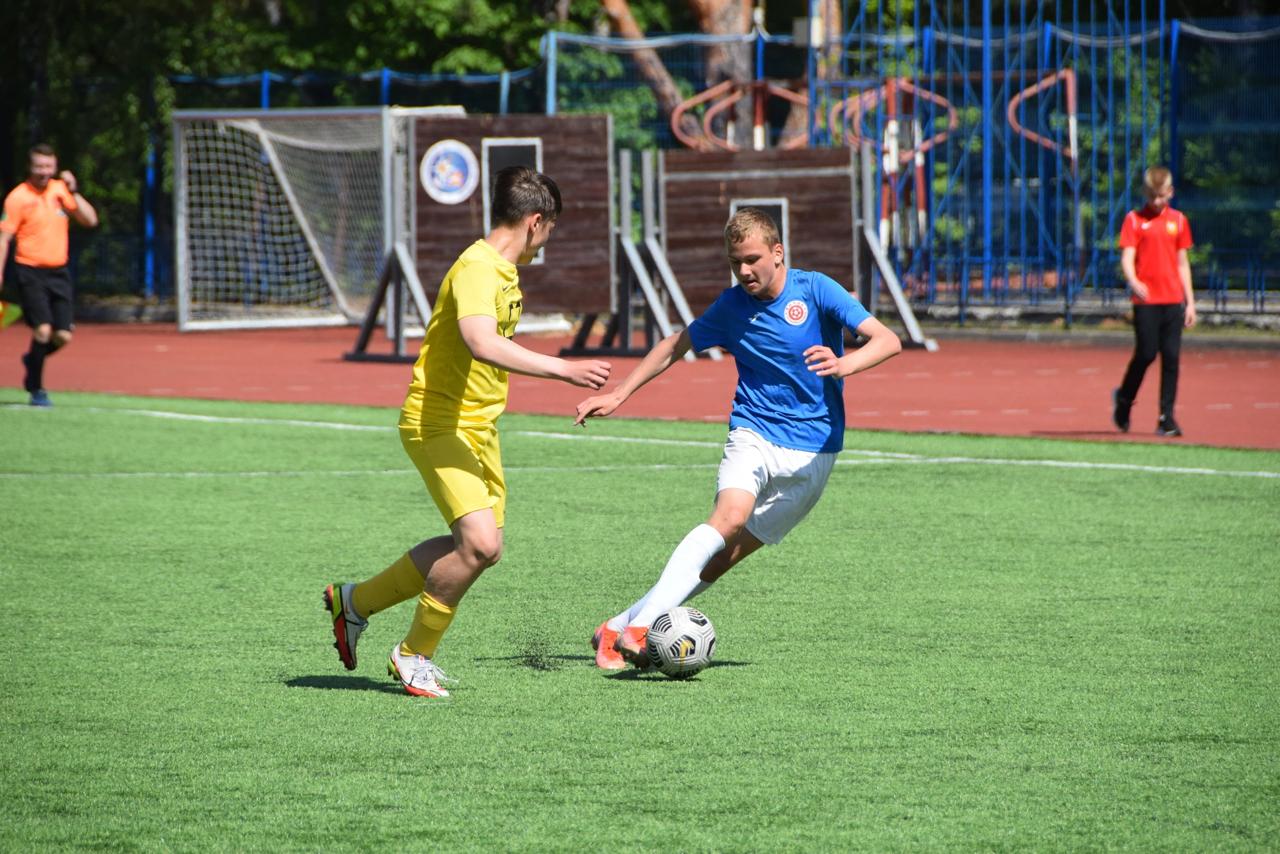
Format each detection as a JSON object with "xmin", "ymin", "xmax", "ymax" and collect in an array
[{"xmin": 2, "ymin": 391, "xmax": 1277, "ymax": 851}]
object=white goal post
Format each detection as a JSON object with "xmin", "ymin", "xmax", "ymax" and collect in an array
[{"xmin": 173, "ymin": 106, "xmax": 462, "ymax": 331}]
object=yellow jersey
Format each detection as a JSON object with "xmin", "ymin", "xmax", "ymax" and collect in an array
[{"xmin": 401, "ymin": 239, "xmax": 523, "ymax": 430}]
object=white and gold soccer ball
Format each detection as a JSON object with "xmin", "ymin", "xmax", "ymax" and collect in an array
[{"xmin": 645, "ymin": 607, "xmax": 716, "ymax": 679}]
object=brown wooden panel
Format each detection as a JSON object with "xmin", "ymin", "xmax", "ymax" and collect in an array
[
  {"xmin": 413, "ymin": 115, "xmax": 612, "ymax": 314},
  {"xmin": 662, "ymin": 149, "xmax": 857, "ymax": 313}
]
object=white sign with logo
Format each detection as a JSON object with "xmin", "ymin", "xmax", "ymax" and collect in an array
[{"xmin": 420, "ymin": 139, "xmax": 480, "ymax": 205}]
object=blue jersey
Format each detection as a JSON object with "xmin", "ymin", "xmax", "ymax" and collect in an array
[{"xmin": 687, "ymin": 268, "xmax": 872, "ymax": 453}]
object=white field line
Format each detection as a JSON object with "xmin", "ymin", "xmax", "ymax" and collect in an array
[
  {"xmin": 2, "ymin": 405, "xmax": 1277, "ymax": 481},
  {"xmin": 2, "ymin": 403, "xmax": 393, "ymax": 431},
  {"xmin": 95, "ymin": 406, "xmax": 393, "ymax": 431},
  {"xmin": 0, "ymin": 464, "xmax": 722, "ymax": 481},
  {"xmin": 0, "ymin": 469, "xmax": 411, "ymax": 480},
  {"xmin": 832, "ymin": 456, "xmax": 1280, "ymax": 479},
  {"xmin": 513, "ymin": 429, "xmax": 722, "ymax": 449}
]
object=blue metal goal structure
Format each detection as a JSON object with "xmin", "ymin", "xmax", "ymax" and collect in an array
[
  {"xmin": 805, "ymin": 3, "xmax": 1279, "ymax": 319},
  {"xmin": 543, "ymin": 7, "xmax": 1277, "ymax": 321}
]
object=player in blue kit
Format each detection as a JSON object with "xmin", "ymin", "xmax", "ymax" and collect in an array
[{"xmin": 575, "ymin": 207, "xmax": 902, "ymax": 669}]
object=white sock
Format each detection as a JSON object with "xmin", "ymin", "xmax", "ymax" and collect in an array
[
  {"xmin": 607, "ymin": 572, "xmax": 717, "ymax": 631},
  {"xmin": 685, "ymin": 581, "xmax": 711, "ymax": 602},
  {"xmin": 609, "ymin": 524, "xmax": 725, "ymax": 630}
]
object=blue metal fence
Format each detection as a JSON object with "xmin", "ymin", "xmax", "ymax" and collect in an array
[
  {"xmin": 1169, "ymin": 20, "xmax": 1280, "ymax": 314},
  {"xmin": 544, "ymin": 12, "xmax": 1278, "ymax": 316},
  {"xmin": 804, "ymin": 5, "xmax": 1280, "ymax": 315},
  {"xmin": 90, "ymin": 11, "xmax": 1277, "ymax": 315},
  {"xmin": 168, "ymin": 67, "xmax": 542, "ymax": 114}
]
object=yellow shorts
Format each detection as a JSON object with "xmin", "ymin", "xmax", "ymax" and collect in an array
[{"xmin": 399, "ymin": 423, "xmax": 506, "ymax": 528}]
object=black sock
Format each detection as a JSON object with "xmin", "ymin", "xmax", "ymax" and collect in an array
[{"xmin": 24, "ymin": 340, "xmax": 52, "ymax": 392}]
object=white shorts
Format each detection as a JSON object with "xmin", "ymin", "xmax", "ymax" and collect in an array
[{"xmin": 716, "ymin": 427, "xmax": 837, "ymax": 545}]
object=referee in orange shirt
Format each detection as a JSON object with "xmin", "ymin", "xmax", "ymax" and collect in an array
[{"xmin": 0, "ymin": 143, "xmax": 99, "ymax": 406}]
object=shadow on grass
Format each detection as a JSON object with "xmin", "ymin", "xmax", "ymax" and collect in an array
[
  {"xmin": 475, "ymin": 653, "xmax": 750, "ymax": 675},
  {"xmin": 1030, "ymin": 429, "xmax": 1150, "ymax": 440},
  {"xmin": 604, "ymin": 659, "xmax": 750, "ymax": 681},
  {"xmin": 286, "ymin": 674, "xmax": 403, "ymax": 693},
  {"xmin": 473, "ymin": 652, "xmax": 589, "ymax": 672}
]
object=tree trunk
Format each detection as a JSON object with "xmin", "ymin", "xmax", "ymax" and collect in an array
[
  {"xmin": 536, "ymin": 0, "xmax": 572, "ymax": 23},
  {"xmin": 778, "ymin": 0, "xmax": 843, "ymax": 147},
  {"xmin": 688, "ymin": 0, "xmax": 753, "ymax": 148},
  {"xmin": 260, "ymin": 0, "xmax": 283, "ymax": 26},
  {"xmin": 599, "ymin": 0, "xmax": 703, "ymax": 144},
  {"xmin": 21, "ymin": 3, "xmax": 53, "ymax": 148}
]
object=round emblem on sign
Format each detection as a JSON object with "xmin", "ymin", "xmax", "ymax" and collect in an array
[
  {"xmin": 420, "ymin": 140, "xmax": 479, "ymax": 205},
  {"xmin": 784, "ymin": 300, "xmax": 809, "ymax": 326}
]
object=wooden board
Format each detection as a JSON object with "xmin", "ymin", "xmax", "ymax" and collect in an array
[
  {"xmin": 413, "ymin": 114, "xmax": 613, "ymax": 314},
  {"xmin": 661, "ymin": 148, "xmax": 857, "ymax": 313}
]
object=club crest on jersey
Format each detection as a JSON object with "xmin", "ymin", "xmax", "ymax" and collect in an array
[
  {"xmin": 1166, "ymin": 220, "xmax": 1177, "ymax": 235},
  {"xmin": 783, "ymin": 300, "xmax": 808, "ymax": 326}
]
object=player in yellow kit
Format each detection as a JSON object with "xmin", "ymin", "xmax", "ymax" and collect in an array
[{"xmin": 324, "ymin": 166, "xmax": 611, "ymax": 697}]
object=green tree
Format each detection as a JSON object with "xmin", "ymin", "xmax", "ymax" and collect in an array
[{"xmin": 0, "ymin": 0, "xmax": 647, "ymax": 293}]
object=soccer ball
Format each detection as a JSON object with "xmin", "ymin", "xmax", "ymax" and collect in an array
[{"xmin": 645, "ymin": 607, "xmax": 716, "ymax": 679}]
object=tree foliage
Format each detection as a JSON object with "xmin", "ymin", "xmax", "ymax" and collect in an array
[
  {"xmin": 0, "ymin": 0, "xmax": 693, "ymax": 235},
  {"xmin": 0, "ymin": 0, "xmax": 1268, "ymax": 296}
]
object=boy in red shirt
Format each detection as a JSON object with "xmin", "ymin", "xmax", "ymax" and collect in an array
[
  {"xmin": 1112, "ymin": 166, "xmax": 1196, "ymax": 437},
  {"xmin": 0, "ymin": 143, "xmax": 99, "ymax": 406}
]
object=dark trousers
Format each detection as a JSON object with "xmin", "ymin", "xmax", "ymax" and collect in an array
[
  {"xmin": 14, "ymin": 264, "xmax": 75, "ymax": 394},
  {"xmin": 1118, "ymin": 303, "xmax": 1185, "ymax": 418}
]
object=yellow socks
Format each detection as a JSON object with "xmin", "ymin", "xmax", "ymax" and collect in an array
[
  {"xmin": 348, "ymin": 550, "xmax": 456, "ymax": 658},
  {"xmin": 401, "ymin": 593, "xmax": 456, "ymax": 658},
  {"xmin": 351, "ymin": 552, "xmax": 423, "ymax": 618}
]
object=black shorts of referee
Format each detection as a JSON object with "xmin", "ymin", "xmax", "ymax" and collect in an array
[{"xmin": 14, "ymin": 262, "xmax": 74, "ymax": 332}]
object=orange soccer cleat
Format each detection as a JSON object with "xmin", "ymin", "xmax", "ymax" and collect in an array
[
  {"xmin": 613, "ymin": 625, "xmax": 650, "ymax": 669},
  {"xmin": 323, "ymin": 582, "xmax": 366, "ymax": 671},
  {"xmin": 591, "ymin": 621, "xmax": 625, "ymax": 670}
]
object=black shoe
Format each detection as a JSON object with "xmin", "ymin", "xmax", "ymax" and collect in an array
[
  {"xmin": 1112, "ymin": 389, "xmax": 1131, "ymax": 433},
  {"xmin": 1156, "ymin": 415, "xmax": 1182, "ymax": 437}
]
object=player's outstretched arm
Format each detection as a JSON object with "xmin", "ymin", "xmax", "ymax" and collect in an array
[
  {"xmin": 574, "ymin": 329, "xmax": 692, "ymax": 425},
  {"xmin": 804, "ymin": 316, "xmax": 901, "ymax": 378},
  {"xmin": 458, "ymin": 315, "xmax": 610, "ymax": 389}
]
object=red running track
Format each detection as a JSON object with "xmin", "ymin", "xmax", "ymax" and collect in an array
[{"xmin": 3, "ymin": 323, "xmax": 1277, "ymax": 450}]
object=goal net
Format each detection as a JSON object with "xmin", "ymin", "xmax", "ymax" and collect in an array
[{"xmin": 173, "ymin": 107, "xmax": 460, "ymax": 330}]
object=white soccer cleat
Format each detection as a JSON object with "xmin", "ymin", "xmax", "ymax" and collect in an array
[
  {"xmin": 324, "ymin": 582, "xmax": 367, "ymax": 671},
  {"xmin": 387, "ymin": 645, "xmax": 454, "ymax": 698}
]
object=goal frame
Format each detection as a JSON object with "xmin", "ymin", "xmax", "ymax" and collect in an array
[{"xmin": 173, "ymin": 106, "xmax": 463, "ymax": 331}]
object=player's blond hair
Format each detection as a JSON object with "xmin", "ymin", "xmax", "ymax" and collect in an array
[
  {"xmin": 1142, "ymin": 166, "xmax": 1173, "ymax": 199},
  {"xmin": 725, "ymin": 207, "xmax": 781, "ymax": 248}
]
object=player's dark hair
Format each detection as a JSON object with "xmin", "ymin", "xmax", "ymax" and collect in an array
[
  {"xmin": 725, "ymin": 207, "xmax": 781, "ymax": 248},
  {"xmin": 491, "ymin": 166, "xmax": 561, "ymax": 227},
  {"xmin": 29, "ymin": 143, "xmax": 56, "ymax": 160}
]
